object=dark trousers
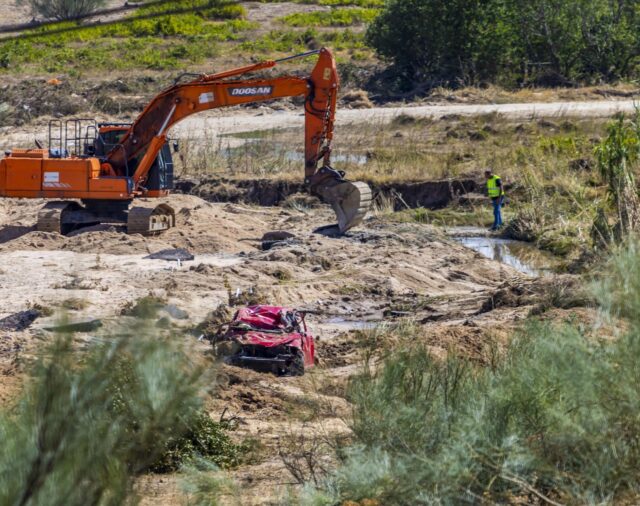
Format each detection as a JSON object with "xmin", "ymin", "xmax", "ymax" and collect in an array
[{"xmin": 491, "ymin": 196, "xmax": 504, "ymax": 229}]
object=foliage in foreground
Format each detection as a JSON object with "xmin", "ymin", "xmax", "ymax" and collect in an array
[
  {"xmin": 0, "ymin": 321, "xmax": 238, "ymax": 504},
  {"xmin": 306, "ymin": 241, "xmax": 640, "ymax": 504},
  {"xmin": 151, "ymin": 411, "xmax": 247, "ymax": 473}
]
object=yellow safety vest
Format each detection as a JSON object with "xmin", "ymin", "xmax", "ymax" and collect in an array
[{"xmin": 487, "ymin": 175, "xmax": 505, "ymax": 198}]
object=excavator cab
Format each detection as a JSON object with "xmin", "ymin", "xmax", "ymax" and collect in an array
[{"xmin": 94, "ymin": 124, "xmax": 174, "ymax": 194}]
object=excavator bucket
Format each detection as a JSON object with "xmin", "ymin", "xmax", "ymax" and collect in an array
[
  {"xmin": 316, "ymin": 179, "xmax": 372, "ymax": 233},
  {"xmin": 127, "ymin": 202, "xmax": 176, "ymax": 235}
]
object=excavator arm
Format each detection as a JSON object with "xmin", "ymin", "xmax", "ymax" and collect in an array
[{"xmin": 103, "ymin": 48, "xmax": 371, "ymax": 232}]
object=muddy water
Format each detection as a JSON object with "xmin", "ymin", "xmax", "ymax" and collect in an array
[
  {"xmin": 454, "ymin": 236, "xmax": 556, "ymax": 276},
  {"xmin": 323, "ymin": 317, "xmax": 379, "ymax": 331}
]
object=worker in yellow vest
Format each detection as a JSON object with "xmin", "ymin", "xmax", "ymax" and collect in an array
[{"xmin": 485, "ymin": 169, "xmax": 505, "ymax": 231}]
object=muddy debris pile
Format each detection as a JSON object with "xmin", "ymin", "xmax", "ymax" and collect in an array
[
  {"xmin": 478, "ymin": 275, "xmax": 593, "ymax": 315},
  {"xmin": 175, "ymin": 176, "xmax": 481, "ymax": 211}
]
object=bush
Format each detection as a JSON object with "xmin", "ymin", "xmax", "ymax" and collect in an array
[
  {"xmin": 0, "ymin": 321, "xmax": 208, "ymax": 504},
  {"xmin": 18, "ymin": 0, "xmax": 107, "ymax": 20},
  {"xmin": 594, "ymin": 113, "xmax": 640, "ymax": 244},
  {"xmin": 151, "ymin": 411, "xmax": 247, "ymax": 473},
  {"xmin": 306, "ymin": 240, "xmax": 640, "ymax": 504}
]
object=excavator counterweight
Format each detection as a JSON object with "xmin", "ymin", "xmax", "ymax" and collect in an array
[{"xmin": 0, "ymin": 48, "xmax": 371, "ymax": 235}]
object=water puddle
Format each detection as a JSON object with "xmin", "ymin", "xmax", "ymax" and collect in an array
[
  {"xmin": 222, "ymin": 139, "xmax": 368, "ymax": 165},
  {"xmin": 454, "ymin": 236, "xmax": 557, "ymax": 277},
  {"xmin": 323, "ymin": 317, "xmax": 378, "ymax": 331}
]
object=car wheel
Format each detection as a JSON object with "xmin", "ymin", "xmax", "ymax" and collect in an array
[{"xmin": 287, "ymin": 350, "xmax": 305, "ymax": 376}]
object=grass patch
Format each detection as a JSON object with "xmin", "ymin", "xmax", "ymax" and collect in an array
[
  {"xmin": 312, "ymin": 0, "xmax": 383, "ymax": 6},
  {"xmin": 278, "ymin": 8, "xmax": 379, "ymax": 27},
  {"xmin": 0, "ymin": 0, "xmax": 253, "ymax": 74},
  {"xmin": 239, "ymin": 28, "xmax": 311, "ymax": 54},
  {"xmin": 393, "ymin": 205, "xmax": 495, "ymax": 228}
]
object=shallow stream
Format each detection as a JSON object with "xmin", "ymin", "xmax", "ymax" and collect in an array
[{"xmin": 453, "ymin": 234, "xmax": 557, "ymax": 277}]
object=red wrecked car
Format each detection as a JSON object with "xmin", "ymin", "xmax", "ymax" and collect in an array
[{"xmin": 213, "ymin": 305, "xmax": 315, "ymax": 376}]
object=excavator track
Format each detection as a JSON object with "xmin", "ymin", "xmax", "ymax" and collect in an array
[
  {"xmin": 36, "ymin": 201, "xmax": 81, "ymax": 234},
  {"xmin": 127, "ymin": 203, "xmax": 176, "ymax": 235}
]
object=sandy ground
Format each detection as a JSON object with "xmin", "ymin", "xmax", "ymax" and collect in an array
[
  {"xmin": 0, "ymin": 193, "xmax": 518, "ymax": 333},
  {"xmin": 0, "ymin": 190, "xmax": 580, "ymax": 504}
]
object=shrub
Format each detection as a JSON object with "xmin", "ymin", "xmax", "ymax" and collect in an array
[
  {"xmin": 120, "ymin": 295, "xmax": 166, "ymax": 318},
  {"xmin": 0, "ymin": 322, "xmax": 208, "ymax": 504},
  {"xmin": 150, "ymin": 411, "xmax": 247, "ymax": 473},
  {"xmin": 306, "ymin": 240, "xmax": 640, "ymax": 504},
  {"xmin": 18, "ymin": 0, "xmax": 107, "ymax": 20},
  {"xmin": 594, "ymin": 113, "xmax": 640, "ymax": 244}
]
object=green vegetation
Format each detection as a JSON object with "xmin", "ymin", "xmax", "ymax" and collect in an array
[
  {"xmin": 257, "ymin": 0, "xmax": 383, "ymax": 6},
  {"xmin": 0, "ymin": 320, "xmax": 238, "ymax": 504},
  {"xmin": 279, "ymin": 8, "xmax": 379, "ymax": 27},
  {"xmin": 1, "ymin": 0, "xmax": 376, "ymax": 77},
  {"xmin": 367, "ymin": 0, "xmax": 640, "ymax": 89},
  {"xmin": 0, "ymin": 0, "xmax": 251, "ymax": 73},
  {"xmin": 306, "ymin": 241, "xmax": 640, "ymax": 504},
  {"xmin": 240, "ymin": 28, "xmax": 314, "ymax": 54},
  {"xmin": 240, "ymin": 27, "xmax": 366, "ymax": 55},
  {"xmin": 150, "ymin": 411, "xmax": 247, "ymax": 473},
  {"xmin": 18, "ymin": 0, "xmax": 107, "ymax": 21},
  {"xmin": 310, "ymin": 0, "xmax": 383, "ymax": 6},
  {"xmin": 593, "ymin": 113, "xmax": 640, "ymax": 246}
]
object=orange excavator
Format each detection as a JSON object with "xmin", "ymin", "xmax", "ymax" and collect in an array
[{"xmin": 0, "ymin": 48, "xmax": 371, "ymax": 234}]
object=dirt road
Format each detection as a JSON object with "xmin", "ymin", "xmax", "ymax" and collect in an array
[
  {"xmin": 0, "ymin": 99, "xmax": 637, "ymax": 152},
  {"xmin": 172, "ymin": 99, "xmax": 640, "ymax": 139}
]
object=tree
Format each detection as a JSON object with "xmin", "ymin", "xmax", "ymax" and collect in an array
[
  {"xmin": 17, "ymin": 0, "xmax": 107, "ymax": 21},
  {"xmin": 365, "ymin": 0, "xmax": 640, "ymax": 90},
  {"xmin": 365, "ymin": 0, "xmax": 492, "ymax": 88}
]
